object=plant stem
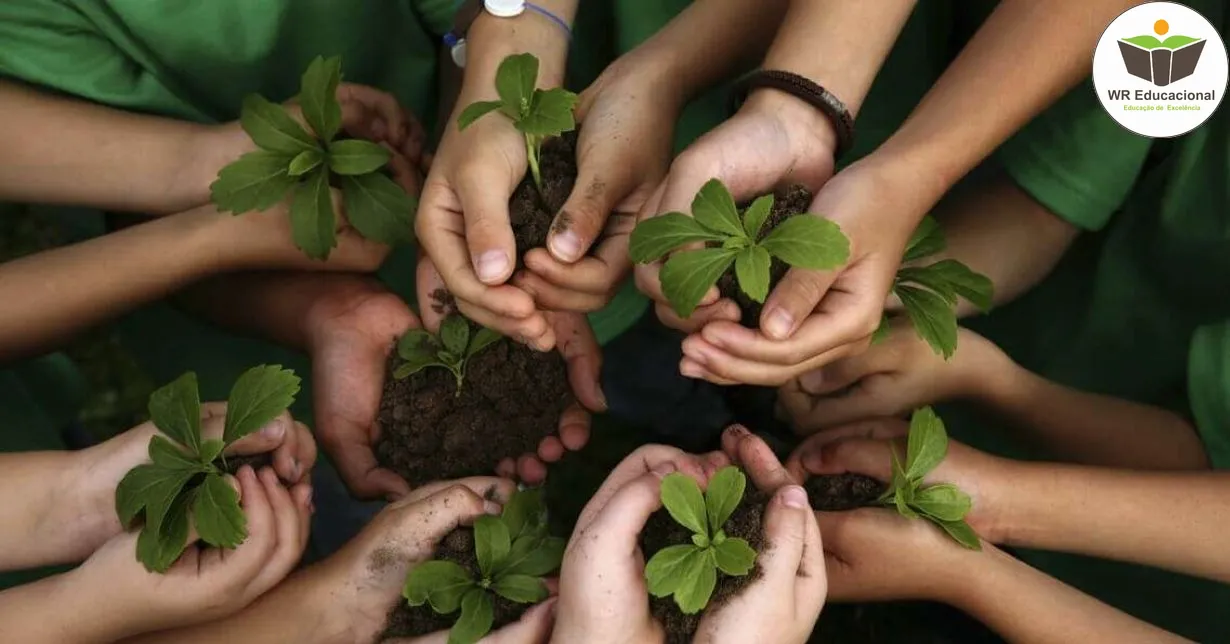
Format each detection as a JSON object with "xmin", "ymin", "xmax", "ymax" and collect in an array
[{"xmin": 525, "ymin": 135, "xmax": 544, "ymax": 195}]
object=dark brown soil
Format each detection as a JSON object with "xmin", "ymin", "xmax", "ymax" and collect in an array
[
  {"xmin": 718, "ymin": 185, "xmax": 813, "ymax": 325},
  {"xmin": 806, "ymin": 474, "xmax": 887, "ymax": 511},
  {"xmin": 221, "ymin": 453, "xmax": 272, "ymax": 475},
  {"xmin": 381, "ymin": 528, "xmax": 528, "ymax": 640},
  {"xmin": 375, "ymin": 134, "xmax": 577, "ymax": 486},
  {"xmin": 376, "ymin": 337, "xmax": 572, "ymax": 486},
  {"xmin": 641, "ymin": 491, "xmax": 769, "ymax": 644}
]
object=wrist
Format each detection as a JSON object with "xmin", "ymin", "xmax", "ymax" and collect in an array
[
  {"xmin": 174, "ymin": 124, "xmax": 252, "ymax": 212},
  {"xmin": 462, "ymin": 11, "xmax": 570, "ymax": 94},
  {"xmin": 62, "ymin": 426, "xmax": 158, "ymax": 553},
  {"xmin": 742, "ymin": 87, "xmax": 839, "ymax": 168},
  {"xmin": 960, "ymin": 335, "xmax": 1022, "ymax": 405}
]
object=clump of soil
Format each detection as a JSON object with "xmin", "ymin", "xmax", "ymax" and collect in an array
[
  {"xmin": 376, "ymin": 133, "xmax": 579, "ymax": 486},
  {"xmin": 382, "ymin": 528, "xmax": 528, "ymax": 640},
  {"xmin": 806, "ymin": 473, "xmax": 887, "ymax": 511},
  {"xmin": 717, "ymin": 185, "xmax": 814, "ymax": 325},
  {"xmin": 641, "ymin": 491, "xmax": 769, "ymax": 644}
]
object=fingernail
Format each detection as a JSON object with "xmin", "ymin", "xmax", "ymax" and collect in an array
[
  {"xmin": 261, "ymin": 419, "xmax": 286, "ymax": 440},
  {"xmin": 483, "ymin": 501, "xmax": 503, "ymax": 515},
  {"xmin": 651, "ymin": 462, "xmax": 677, "ymax": 478},
  {"xmin": 291, "ymin": 460, "xmax": 302, "ymax": 481},
  {"xmin": 680, "ymin": 361, "xmax": 703, "ymax": 379},
  {"xmin": 764, "ymin": 308, "xmax": 794, "ymax": 339},
  {"xmin": 727, "ymin": 425, "xmax": 749, "ymax": 439},
  {"xmin": 780, "ymin": 485, "xmax": 809, "ymax": 509},
  {"xmin": 549, "ymin": 230, "xmax": 583, "ymax": 262},
  {"xmin": 476, "ymin": 251, "xmax": 510, "ymax": 283},
  {"xmin": 595, "ymin": 387, "xmax": 608, "ymax": 411}
]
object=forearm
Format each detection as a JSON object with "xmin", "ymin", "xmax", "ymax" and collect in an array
[
  {"xmin": 954, "ymin": 546, "xmax": 1188, "ymax": 644},
  {"xmin": 0, "ymin": 452, "xmax": 76, "ymax": 570},
  {"xmin": 0, "ymin": 80, "xmax": 229, "ymax": 215},
  {"xmin": 981, "ymin": 365, "xmax": 1208, "ymax": 470},
  {"xmin": 0, "ymin": 572, "xmax": 130, "ymax": 644},
  {"xmin": 996, "ymin": 464, "xmax": 1230, "ymax": 583},
  {"xmin": 873, "ymin": 0, "xmax": 1141, "ymax": 204},
  {"xmin": 462, "ymin": 0, "xmax": 576, "ymax": 91},
  {"xmin": 0, "ymin": 207, "xmax": 241, "ymax": 362}
]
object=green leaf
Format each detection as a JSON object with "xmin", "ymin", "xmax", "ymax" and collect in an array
[
  {"xmin": 882, "ymin": 447, "xmax": 909, "ymax": 502},
  {"xmin": 491, "ymin": 574, "xmax": 548, "ymax": 604},
  {"xmin": 290, "ymin": 167, "xmax": 338, "ymax": 261},
  {"xmin": 628, "ymin": 213, "xmax": 725, "ymax": 264},
  {"xmin": 691, "ymin": 179, "xmax": 744, "ymax": 238},
  {"xmin": 193, "ymin": 472, "xmax": 247, "ymax": 548},
  {"xmin": 340, "ymin": 172, "xmax": 416, "ymax": 246},
  {"xmin": 712, "ymin": 537, "xmax": 757, "ymax": 576},
  {"xmin": 733, "ymin": 246, "xmax": 772, "ymax": 304},
  {"xmin": 404, "ymin": 560, "xmax": 474, "ymax": 612},
  {"xmin": 905, "ymin": 406, "xmax": 948, "ymax": 481},
  {"xmin": 518, "ymin": 87, "xmax": 578, "ymax": 137},
  {"xmin": 645, "ymin": 544, "xmax": 699, "ymax": 598},
  {"xmin": 149, "ymin": 435, "xmax": 204, "ymax": 471},
  {"xmin": 457, "ymin": 100, "xmax": 504, "ymax": 130},
  {"xmin": 704, "ymin": 466, "xmax": 746, "ymax": 533},
  {"xmin": 299, "ymin": 56, "xmax": 343, "ymax": 141},
  {"xmin": 136, "ymin": 490, "xmax": 191, "ymax": 573},
  {"xmin": 894, "ymin": 487, "xmax": 919, "ymax": 519},
  {"xmin": 148, "ymin": 372, "xmax": 202, "ymax": 455},
  {"xmin": 500, "ymin": 536, "xmax": 565, "ymax": 577},
  {"xmin": 660, "ymin": 248, "xmax": 738, "ymax": 318},
  {"xmin": 210, "ymin": 150, "xmax": 298, "ymax": 214},
  {"xmin": 912, "ymin": 483, "xmax": 971, "ymax": 522},
  {"xmin": 501, "ymin": 489, "xmax": 544, "ymax": 541},
  {"xmin": 397, "ymin": 329, "xmax": 435, "ymax": 360},
  {"xmin": 450, "ymin": 589, "xmax": 495, "ymax": 644},
  {"xmin": 870, "ymin": 314, "xmax": 891, "ymax": 345},
  {"xmin": 674, "ymin": 549, "xmax": 718, "ymax": 614},
  {"xmin": 660, "ymin": 472, "xmax": 708, "ymax": 536},
  {"xmin": 287, "ymin": 149, "xmax": 324, "ymax": 177},
  {"xmin": 496, "ymin": 53, "xmax": 538, "ymax": 116},
  {"xmin": 925, "ymin": 260, "xmax": 994, "ymax": 312},
  {"xmin": 474, "ymin": 515, "xmax": 511, "ymax": 578},
  {"xmin": 440, "ymin": 316, "xmax": 471, "ymax": 356},
  {"xmin": 741, "ymin": 194, "xmax": 774, "ymax": 240},
  {"xmin": 328, "ymin": 139, "xmax": 392, "ymax": 176},
  {"xmin": 115, "ymin": 464, "xmax": 187, "ymax": 528},
  {"xmin": 467, "ymin": 327, "xmax": 503, "ymax": 359},
  {"xmin": 393, "ymin": 354, "xmax": 449, "ymax": 380},
  {"xmin": 199, "ymin": 439, "xmax": 225, "ymax": 464},
  {"xmin": 904, "ymin": 215, "xmax": 946, "ymax": 263},
  {"xmin": 223, "ymin": 364, "xmax": 300, "ymax": 446},
  {"xmin": 691, "ymin": 533, "xmax": 710, "ymax": 548},
  {"xmin": 896, "ymin": 284, "xmax": 958, "ymax": 359},
  {"xmin": 936, "ymin": 518, "xmax": 982, "ymax": 551},
  {"xmin": 894, "ymin": 266, "xmax": 958, "ymax": 306},
  {"xmin": 759, "ymin": 214, "xmax": 850, "ymax": 270},
  {"xmin": 239, "ymin": 94, "xmax": 318, "ymax": 154}
]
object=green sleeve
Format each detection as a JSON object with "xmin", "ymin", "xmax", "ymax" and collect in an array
[
  {"xmin": 1188, "ymin": 323, "xmax": 1230, "ymax": 470},
  {"xmin": 411, "ymin": 0, "xmax": 455, "ymax": 38},
  {"xmin": 997, "ymin": 83, "xmax": 1153, "ymax": 231}
]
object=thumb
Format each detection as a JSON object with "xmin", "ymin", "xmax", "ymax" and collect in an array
[
  {"xmin": 396, "ymin": 485, "xmax": 494, "ymax": 556},
  {"xmin": 416, "ymin": 255, "xmax": 452, "ymax": 333},
  {"xmin": 549, "ymin": 156, "xmax": 631, "ymax": 263},
  {"xmin": 758, "ymin": 485, "xmax": 824, "ymax": 587},
  {"xmin": 802, "ymin": 438, "xmax": 898, "ymax": 482},
  {"xmin": 490, "ymin": 596, "xmax": 558, "ymax": 643},
  {"xmin": 223, "ymin": 410, "xmax": 293, "ymax": 457},
  {"xmin": 579, "ymin": 468, "xmax": 672, "ymax": 554},
  {"xmin": 552, "ymin": 312, "xmax": 605, "ymax": 412},
  {"xmin": 759, "ymin": 263, "xmax": 839, "ymax": 341}
]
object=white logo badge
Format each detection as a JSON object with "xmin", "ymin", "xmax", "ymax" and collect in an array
[{"xmin": 1093, "ymin": 1, "xmax": 1227, "ymax": 137}]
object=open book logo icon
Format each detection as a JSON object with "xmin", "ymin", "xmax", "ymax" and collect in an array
[{"xmin": 1118, "ymin": 34, "xmax": 1206, "ymax": 86}]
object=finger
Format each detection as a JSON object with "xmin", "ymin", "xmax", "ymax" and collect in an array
[
  {"xmin": 757, "ymin": 485, "xmax": 814, "ymax": 588},
  {"xmin": 573, "ymin": 445, "xmax": 697, "ymax": 531},
  {"xmin": 726, "ymin": 426, "xmax": 797, "ymax": 492},
  {"xmin": 225, "ymin": 466, "xmax": 278, "ymax": 576},
  {"xmin": 759, "ymin": 264, "xmax": 840, "ymax": 341},
  {"xmin": 383, "ymin": 145, "xmax": 423, "ymax": 198},
  {"xmin": 806, "ymin": 438, "xmax": 899, "ymax": 481},
  {"xmin": 633, "ymin": 265, "xmax": 722, "ymax": 315},
  {"xmin": 556, "ymin": 404, "xmax": 591, "ymax": 452},
  {"xmin": 682, "ymin": 334, "xmax": 865, "ymax": 387},
  {"xmin": 491, "ymin": 596, "xmax": 557, "ymax": 643},
  {"xmin": 791, "ymin": 419, "xmax": 910, "ymax": 474},
  {"xmin": 496, "ymin": 458, "xmax": 517, "ymax": 479},
  {"xmin": 548, "ymin": 154, "xmax": 635, "ymax": 262},
  {"xmin": 337, "ymin": 83, "xmax": 407, "ymax": 144},
  {"xmin": 553, "ymin": 313, "xmax": 605, "ymax": 412},
  {"xmin": 250, "ymin": 468, "xmax": 309, "ymax": 592},
  {"xmin": 579, "ymin": 469, "xmax": 670, "ymax": 555},
  {"xmin": 458, "ymin": 298, "xmax": 553, "ymax": 351},
  {"xmin": 795, "ymin": 494, "xmax": 827, "ymax": 609},
  {"xmin": 416, "ymin": 256, "xmax": 457, "ymax": 332},
  {"xmin": 514, "ymin": 271, "xmax": 609, "ymax": 313},
  {"xmin": 654, "ymin": 298, "xmax": 741, "ymax": 335},
  {"xmin": 525, "ymin": 213, "xmax": 633, "ymax": 293},
  {"xmin": 405, "ymin": 485, "xmax": 494, "ymax": 547},
  {"xmin": 221, "ymin": 411, "xmax": 293, "ymax": 458},
  {"xmin": 291, "ymin": 421, "xmax": 319, "ymax": 482},
  {"xmin": 399, "ymin": 477, "xmax": 516, "ymax": 508},
  {"xmin": 516, "ymin": 454, "xmax": 548, "ymax": 486},
  {"xmin": 802, "ymin": 375, "xmax": 910, "ymax": 428},
  {"xmin": 538, "ymin": 435, "xmax": 565, "ymax": 462},
  {"xmin": 198, "ymin": 401, "xmax": 229, "ymax": 441},
  {"xmin": 323, "ymin": 429, "xmax": 411, "ymax": 500},
  {"xmin": 679, "ymin": 357, "xmax": 738, "ymax": 386},
  {"xmin": 455, "ymin": 163, "xmax": 517, "ymax": 285},
  {"xmin": 797, "ymin": 339, "xmax": 907, "ymax": 397}
]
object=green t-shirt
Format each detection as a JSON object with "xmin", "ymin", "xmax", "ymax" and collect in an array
[{"xmin": 955, "ymin": 5, "xmax": 1230, "ymax": 636}]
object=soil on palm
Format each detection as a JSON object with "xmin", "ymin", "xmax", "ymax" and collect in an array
[
  {"xmin": 642, "ymin": 491, "xmax": 769, "ymax": 644},
  {"xmin": 717, "ymin": 185, "xmax": 814, "ymax": 325},
  {"xmin": 376, "ymin": 337, "xmax": 572, "ymax": 486},
  {"xmin": 508, "ymin": 132, "xmax": 578, "ymax": 261},
  {"xmin": 806, "ymin": 473, "xmax": 887, "ymax": 511},
  {"xmin": 382, "ymin": 528, "xmax": 529, "ymax": 640}
]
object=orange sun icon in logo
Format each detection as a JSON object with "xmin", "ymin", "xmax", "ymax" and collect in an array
[{"xmin": 1155, "ymin": 19, "xmax": 1169, "ymax": 35}]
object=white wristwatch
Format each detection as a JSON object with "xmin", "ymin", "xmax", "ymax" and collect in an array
[{"xmin": 445, "ymin": 0, "xmax": 530, "ymax": 67}]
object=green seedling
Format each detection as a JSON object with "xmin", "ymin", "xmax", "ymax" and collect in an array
[
  {"xmin": 211, "ymin": 56, "xmax": 416, "ymax": 260},
  {"xmin": 874, "ymin": 216, "xmax": 995, "ymax": 359},
  {"xmin": 644, "ymin": 467, "xmax": 759, "ymax": 614},
  {"xmin": 403, "ymin": 488, "xmax": 564, "ymax": 644},
  {"xmin": 457, "ymin": 53, "xmax": 578, "ymax": 194},
  {"xmin": 879, "ymin": 406, "xmax": 981, "ymax": 550},
  {"xmin": 629, "ymin": 179, "xmax": 850, "ymax": 318},
  {"xmin": 115, "ymin": 365, "xmax": 301, "ymax": 573},
  {"xmin": 393, "ymin": 314, "xmax": 503, "ymax": 391}
]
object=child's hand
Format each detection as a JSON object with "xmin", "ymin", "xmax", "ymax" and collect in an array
[
  {"xmin": 776, "ymin": 320, "xmax": 1015, "ymax": 435},
  {"xmin": 784, "ymin": 418, "xmax": 1014, "ymax": 543},
  {"xmin": 65, "ymin": 465, "xmax": 311, "ymax": 641},
  {"xmin": 59, "ymin": 402, "xmax": 315, "ymax": 565}
]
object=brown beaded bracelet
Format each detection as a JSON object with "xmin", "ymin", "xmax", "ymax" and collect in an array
[{"xmin": 730, "ymin": 69, "xmax": 855, "ymax": 160}]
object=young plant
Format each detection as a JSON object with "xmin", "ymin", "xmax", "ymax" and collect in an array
[
  {"xmin": 644, "ymin": 467, "xmax": 758, "ymax": 614},
  {"xmin": 879, "ymin": 406, "xmax": 981, "ymax": 550},
  {"xmin": 393, "ymin": 315, "xmax": 502, "ymax": 391},
  {"xmin": 115, "ymin": 365, "xmax": 301, "ymax": 572},
  {"xmin": 403, "ymin": 488, "xmax": 564, "ymax": 644},
  {"xmin": 628, "ymin": 179, "xmax": 850, "ymax": 318},
  {"xmin": 211, "ymin": 56, "xmax": 416, "ymax": 260},
  {"xmin": 875, "ymin": 216, "xmax": 995, "ymax": 359},
  {"xmin": 457, "ymin": 53, "xmax": 578, "ymax": 194}
]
